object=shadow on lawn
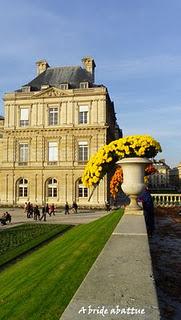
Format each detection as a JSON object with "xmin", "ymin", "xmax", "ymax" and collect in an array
[
  {"xmin": 0, "ymin": 224, "xmax": 74, "ymax": 272},
  {"xmin": 148, "ymin": 207, "xmax": 181, "ymax": 320}
]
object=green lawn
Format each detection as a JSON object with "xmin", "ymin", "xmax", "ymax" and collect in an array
[
  {"xmin": 0, "ymin": 224, "xmax": 72, "ymax": 267},
  {"xmin": 0, "ymin": 209, "xmax": 123, "ymax": 320}
]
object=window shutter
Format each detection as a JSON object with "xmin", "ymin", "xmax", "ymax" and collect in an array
[
  {"xmin": 78, "ymin": 141, "xmax": 88, "ymax": 146},
  {"xmin": 20, "ymin": 109, "xmax": 29, "ymax": 120},
  {"xmin": 48, "ymin": 142, "xmax": 58, "ymax": 161},
  {"xmin": 79, "ymin": 106, "xmax": 88, "ymax": 112}
]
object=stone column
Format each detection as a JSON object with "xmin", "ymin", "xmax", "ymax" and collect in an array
[
  {"xmin": 91, "ymin": 99, "xmax": 98, "ymax": 124},
  {"xmin": 34, "ymin": 172, "xmax": 44, "ymax": 204},
  {"xmin": 7, "ymin": 137, "xmax": 15, "ymax": 164},
  {"xmin": 36, "ymin": 135, "xmax": 44, "ymax": 165},
  {"xmin": 5, "ymin": 173, "xmax": 14, "ymax": 205},
  {"xmin": 37, "ymin": 103, "xmax": 44, "ymax": 126},
  {"xmin": 67, "ymin": 100, "xmax": 73, "ymax": 125},
  {"xmin": 61, "ymin": 101, "xmax": 67, "ymax": 124},
  {"xmin": 98, "ymin": 98, "xmax": 106, "ymax": 124}
]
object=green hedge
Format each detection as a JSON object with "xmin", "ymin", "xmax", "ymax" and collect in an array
[{"xmin": 0, "ymin": 223, "xmax": 72, "ymax": 267}]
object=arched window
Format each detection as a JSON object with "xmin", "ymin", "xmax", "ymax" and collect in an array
[
  {"xmin": 78, "ymin": 179, "xmax": 88, "ymax": 198},
  {"xmin": 18, "ymin": 178, "xmax": 28, "ymax": 197},
  {"xmin": 47, "ymin": 178, "xmax": 57, "ymax": 197}
]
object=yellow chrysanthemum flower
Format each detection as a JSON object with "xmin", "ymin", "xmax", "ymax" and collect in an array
[{"xmin": 82, "ymin": 134, "xmax": 162, "ymax": 188}]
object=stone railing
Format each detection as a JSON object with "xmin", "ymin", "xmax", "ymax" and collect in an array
[{"xmin": 151, "ymin": 193, "xmax": 181, "ymax": 207}]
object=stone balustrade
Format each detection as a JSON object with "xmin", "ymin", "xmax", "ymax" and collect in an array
[{"xmin": 151, "ymin": 193, "xmax": 181, "ymax": 207}]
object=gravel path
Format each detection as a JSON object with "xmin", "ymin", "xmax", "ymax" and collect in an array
[
  {"xmin": 0, "ymin": 207, "xmax": 109, "ymax": 231},
  {"xmin": 149, "ymin": 207, "xmax": 181, "ymax": 320}
]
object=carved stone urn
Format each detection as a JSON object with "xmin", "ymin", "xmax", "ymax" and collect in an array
[{"xmin": 117, "ymin": 157, "xmax": 151, "ymax": 214}]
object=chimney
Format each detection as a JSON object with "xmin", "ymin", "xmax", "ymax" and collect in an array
[
  {"xmin": 82, "ymin": 56, "xmax": 96, "ymax": 83},
  {"xmin": 36, "ymin": 60, "xmax": 50, "ymax": 76}
]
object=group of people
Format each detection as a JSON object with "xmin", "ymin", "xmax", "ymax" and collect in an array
[
  {"xmin": 24, "ymin": 201, "xmax": 79, "ymax": 220},
  {"xmin": 1, "ymin": 190, "xmax": 155, "ymax": 236},
  {"xmin": 24, "ymin": 202, "xmax": 55, "ymax": 222},
  {"xmin": 64, "ymin": 201, "xmax": 78, "ymax": 215},
  {"xmin": 0, "ymin": 211, "xmax": 12, "ymax": 225}
]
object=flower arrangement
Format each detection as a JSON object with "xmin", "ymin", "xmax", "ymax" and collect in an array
[
  {"xmin": 144, "ymin": 163, "xmax": 157, "ymax": 176},
  {"xmin": 82, "ymin": 135, "xmax": 161, "ymax": 189},
  {"xmin": 110, "ymin": 167, "xmax": 123, "ymax": 199},
  {"xmin": 110, "ymin": 164, "xmax": 157, "ymax": 198}
]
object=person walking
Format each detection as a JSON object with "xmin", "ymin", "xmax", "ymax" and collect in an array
[
  {"xmin": 40, "ymin": 204, "xmax": 46, "ymax": 221},
  {"xmin": 29, "ymin": 203, "xmax": 34, "ymax": 218},
  {"xmin": 105, "ymin": 201, "xmax": 110, "ymax": 212},
  {"xmin": 34, "ymin": 205, "xmax": 40, "ymax": 221},
  {"xmin": 72, "ymin": 201, "xmax": 78, "ymax": 214},
  {"xmin": 45, "ymin": 203, "xmax": 50, "ymax": 216},
  {"xmin": 64, "ymin": 202, "xmax": 69, "ymax": 215},
  {"xmin": 49, "ymin": 203, "xmax": 55, "ymax": 216},
  {"xmin": 138, "ymin": 187, "xmax": 155, "ymax": 237},
  {"xmin": 26, "ymin": 202, "xmax": 31, "ymax": 218},
  {"xmin": 24, "ymin": 202, "xmax": 28, "ymax": 215},
  {"xmin": 5, "ymin": 212, "xmax": 11, "ymax": 223}
]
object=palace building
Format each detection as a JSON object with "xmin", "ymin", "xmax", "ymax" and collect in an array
[
  {"xmin": 0, "ymin": 57, "xmax": 122, "ymax": 207},
  {"xmin": 148, "ymin": 159, "xmax": 171, "ymax": 191}
]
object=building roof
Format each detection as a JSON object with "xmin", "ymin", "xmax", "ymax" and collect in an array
[
  {"xmin": 153, "ymin": 159, "xmax": 170, "ymax": 170},
  {"xmin": 0, "ymin": 115, "xmax": 4, "ymax": 120},
  {"xmin": 23, "ymin": 66, "xmax": 93, "ymax": 91}
]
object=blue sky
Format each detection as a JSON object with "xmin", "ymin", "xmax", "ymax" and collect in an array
[{"xmin": 0, "ymin": 0, "xmax": 181, "ymax": 167}]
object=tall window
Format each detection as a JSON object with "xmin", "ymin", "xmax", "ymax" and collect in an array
[
  {"xmin": 18, "ymin": 178, "xmax": 28, "ymax": 197},
  {"xmin": 78, "ymin": 179, "xmax": 88, "ymax": 198},
  {"xmin": 19, "ymin": 143, "xmax": 28, "ymax": 163},
  {"xmin": 47, "ymin": 178, "xmax": 57, "ymax": 197},
  {"xmin": 79, "ymin": 106, "xmax": 88, "ymax": 124},
  {"xmin": 48, "ymin": 142, "xmax": 58, "ymax": 162},
  {"xmin": 78, "ymin": 141, "xmax": 88, "ymax": 162},
  {"xmin": 49, "ymin": 107, "xmax": 58, "ymax": 125},
  {"xmin": 20, "ymin": 108, "xmax": 29, "ymax": 126}
]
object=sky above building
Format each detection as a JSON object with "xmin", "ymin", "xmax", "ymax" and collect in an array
[{"xmin": 0, "ymin": 0, "xmax": 181, "ymax": 168}]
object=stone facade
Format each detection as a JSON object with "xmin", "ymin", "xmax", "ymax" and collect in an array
[
  {"xmin": 0, "ymin": 57, "xmax": 122, "ymax": 207},
  {"xmin": 148, "ymin": 159, "xmax": 171, "ymax": 191},
  {"xmin": 0, "ymin": 116, "xmax": 4, "ymax": 138},
  {"xmin": 169, "ymin": 163, "xmax": 181, "ymax": 191}
]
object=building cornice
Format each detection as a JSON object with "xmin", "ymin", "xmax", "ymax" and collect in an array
[
  {"xmin": 4, "ymin": 86, "xmax": 108, "ymax": 101},
  {"xmin": 4, "ymin": 125, "xmax": 108, "ymax": 135}
]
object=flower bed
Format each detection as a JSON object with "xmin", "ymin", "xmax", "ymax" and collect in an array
[{"xmin": 0, "ymin": 223, "xmax": 72, "ymax": 267}]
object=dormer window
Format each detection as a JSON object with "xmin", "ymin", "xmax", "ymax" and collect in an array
[
  {"xmin": 80, "ymin": 82, "xmax": 89, "ymax": 89},
  {"xmin": 41, "ymin": 84, "xmax": 50, "ymax": 90},
  {"xmin": 60, "ymin": 83, "xmax": 69, "ymax": 90},
  {"xmin": 21, "ymin": 86, "xmax": 31, "ymax": 93}
]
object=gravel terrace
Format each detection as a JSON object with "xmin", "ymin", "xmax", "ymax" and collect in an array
[{"xmin": 149, "ymin": 207, "xmax": 181, "ymax": 320}]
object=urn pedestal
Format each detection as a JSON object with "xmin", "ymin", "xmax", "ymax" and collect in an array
[{"xmin": 117, "ymin": 157, "xmax": 151, "ymax": 214}]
